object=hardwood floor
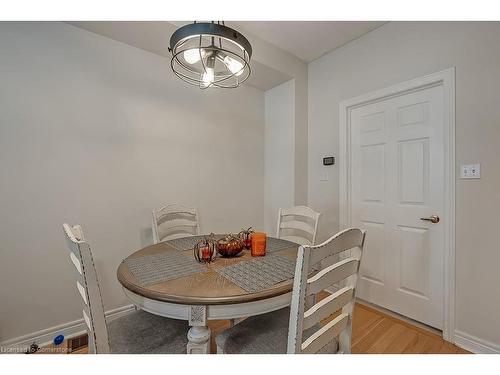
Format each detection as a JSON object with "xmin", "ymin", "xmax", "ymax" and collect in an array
[
  {"xmin": 53, "ymin": 299, "xmax": 467, "ymax": 354},
  {"xmin": 349, "ymin": 303, "xmax": 468, "ymax": 353}
]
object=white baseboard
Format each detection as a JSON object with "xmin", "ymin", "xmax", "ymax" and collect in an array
[
  {"xmin": 0, "ymin": 304, "xmax": 135, "ymax": 353},
  {"xmin": 454, "ymin": 330, "xmax": 500, "ymax": 354}
]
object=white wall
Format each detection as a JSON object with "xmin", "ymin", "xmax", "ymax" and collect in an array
[
  {"xmin": 243, "ymin": 30, "xmax": 309, "ymax": 206},
  {"xmin": 264, "ymin": 80, "xmax": 295, "ymax": 233},
  {"xmin": 308, "ymin": 21, "xmax": 500, "ymax": 349},
  {"xmin": 0, "ymin": 22, "xmax": 265, "ymax": 342}
]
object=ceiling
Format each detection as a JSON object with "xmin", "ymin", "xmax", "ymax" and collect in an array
[
  {"xmin": 67, "ymin": 21, "xmax": 386, "ymax": 90},
  {"xmin": 67, "ymin": 21, "xmax": 291, "ymax": 90},
  {"xmin": 234, "ymin": 21, "xmax": 386, "ymax": 62}
]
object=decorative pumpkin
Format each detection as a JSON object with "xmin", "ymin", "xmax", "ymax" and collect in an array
[
  {"xmin": 238, "ymin": 227, "xmax": 254, "ymax": 250},
  {"xmin": 193, "ymin": 234, "xmax": 217, "ymax": 263},
  {"xmin": 217, "ymin": 234, "xmax": 244, "ymax": 258}
]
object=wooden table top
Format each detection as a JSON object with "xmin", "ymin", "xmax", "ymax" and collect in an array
[{"xmin": 117, "ymin": 238, "xmax": 299, "ymax": 305}]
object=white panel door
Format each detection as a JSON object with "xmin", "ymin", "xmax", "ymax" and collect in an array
[{"xmin": 350, "ymin": 85, "xmax": 444, "ymax": 329}]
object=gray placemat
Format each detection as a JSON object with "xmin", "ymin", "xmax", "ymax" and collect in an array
[
  {"xmin": 266, "ymin": 237, "xmax": 300, "ymax": 253},
  {"xmin": 163, "ymin": 235, "xmax": 207, "ymax": 251},
  {"xmin": 216, "ymin": 255, "xmax": 296, "ymax": 293},
  {"xmin": 124, "ymin": 251, "xmax": 206, "ymax": 286}
]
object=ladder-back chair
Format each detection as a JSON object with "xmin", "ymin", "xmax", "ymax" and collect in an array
[
  {"xmin": 152, "ymin": 204, "xmax": 200, "ymax": 243},
  {"xmin": 276, "ymin": 206, "xmax": 321, "ymax": 246},
  {"xmin": 63, "ymin": 223, "xmax": 188, "ymax": 353},
  {"xmin": 216, "ymin": 228, "xmax": 366, "ymax": 354}
]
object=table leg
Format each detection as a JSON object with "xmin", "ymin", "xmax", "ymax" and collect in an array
[
  {"xmin": 187, "ymin": 325, "xmax": 211, "ymax": 354},
  {"xmin": 187, "ymin": 305, "xmax": 210, "ymax": 354}
]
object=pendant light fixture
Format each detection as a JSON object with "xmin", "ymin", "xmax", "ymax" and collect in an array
[{"xmin": 169, "ymin": 21, "xmax": 252, "ymax": 89}]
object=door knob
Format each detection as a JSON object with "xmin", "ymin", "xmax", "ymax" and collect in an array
[{"xmin": 420, "ymin": 215, "xmax": 440, "ymax": 224}]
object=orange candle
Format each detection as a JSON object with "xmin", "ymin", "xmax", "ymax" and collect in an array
[
  {"xmin": 201, "ymin": 246, "xmax": 211, "ymax": 261},
  {"xmin": 251, "ymin": 232, "xmax": 266, "ymax": 257}
]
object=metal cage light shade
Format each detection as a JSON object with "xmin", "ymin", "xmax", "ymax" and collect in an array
[{"xmin": 169, "ymin": 22, "xmax": 252, "ymax": 89}]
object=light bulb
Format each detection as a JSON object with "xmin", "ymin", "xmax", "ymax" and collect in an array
[
  {"xmin": 202, "ymin": 68, "xmax": 214, "ymax": 87},
  {"xmin": 201, "ymin": 54, "xmax": 216, "ymax": 88},
  {"xmin": 183, "ymin": 48, "xmax": 205, "ymax": 64},
  {"xmin": 223, "ymin": 55, "xmax": 244, "ymax": 76}
]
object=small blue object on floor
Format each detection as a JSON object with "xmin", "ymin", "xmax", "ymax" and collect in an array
[{"xmin": 53, "ymin": 334, "xmax": 64, "ymax": 346}]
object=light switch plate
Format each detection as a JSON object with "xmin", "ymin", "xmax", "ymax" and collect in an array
[{"xmin": 460, "ymin": 163, "xmax": 480, "ymax": 179}]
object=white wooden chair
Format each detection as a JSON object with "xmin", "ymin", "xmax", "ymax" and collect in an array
[
  {"xmin": 216, "ymin": 228, "xmax": 366, "ymax": 354},
  {"xmin": 63, "ymin": 223, "xmax": 189, "ymax": 353},
  {"xmin": 152, "ymin": 204, "xmax": 200, "ymax": 243},
  {"xmin": 276, "ymin": 205, "xmax": 321, "ymax": 245}
]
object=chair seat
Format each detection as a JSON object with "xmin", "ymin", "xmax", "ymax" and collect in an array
[
  {"xmin": 108, "ymin": 310, "xmax": 188, "ymax": 354},
  {"xmin": 216, "ymin": 307, "xmax": 338, "ymax": 354}
]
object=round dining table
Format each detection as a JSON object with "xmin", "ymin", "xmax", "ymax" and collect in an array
[{"xmin": 117, "ymin": 236, "xmax": 299, "ymax": 354}]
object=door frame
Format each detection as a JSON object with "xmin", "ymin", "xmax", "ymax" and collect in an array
[{"xmin": 338, "ymin": 68, "xmax": 456, "ymax": 342}]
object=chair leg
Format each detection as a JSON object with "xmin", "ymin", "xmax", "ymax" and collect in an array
[
  {"xmin": 87, "ymin": 335, "xmax": 97, "ymax": 354},
  {"xmin": 339, "ymin": 301, "xmax": 354, "ymax": 354},
  {"xmin": 338, "ymin": 322, "xmax": 352, "ymax": 354}
]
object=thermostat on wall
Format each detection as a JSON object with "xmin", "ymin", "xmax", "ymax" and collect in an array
[{"xmin": 323, "ymin": 156, "xmax": 335, "ymax": 166}]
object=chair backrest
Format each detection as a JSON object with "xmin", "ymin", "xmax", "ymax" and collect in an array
[
  {"xmin": 287, "ymin": 228, "xmax": 366, "ymax": 354},
  {"xmin": 276, "ymin": 206, "xmax": 321, "ymax": 246},
  {"xmin": 63, "ymin": 224, "xmax": 110, "ymax": 354},
  {"xmin": 152, "ymin": 204, "xmax": 200, "ymax": 243}
]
